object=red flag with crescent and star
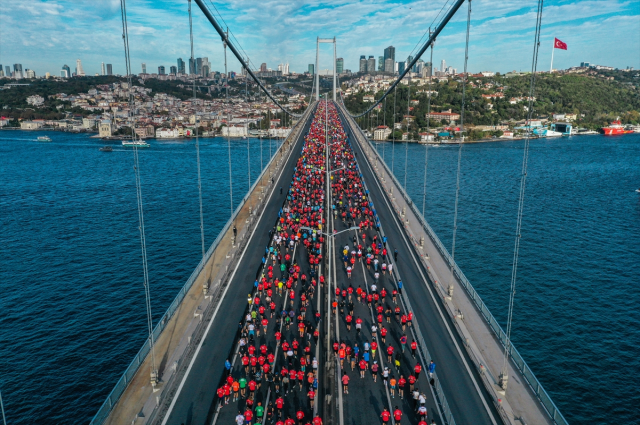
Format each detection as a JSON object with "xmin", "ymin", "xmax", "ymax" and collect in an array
[{"xmin": 554, "ymin": 38, "xmax": 567, "ymax": 50}]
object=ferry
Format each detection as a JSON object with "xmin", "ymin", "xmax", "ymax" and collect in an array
[
  {"xmin": 37, "ymin": 136, "xmax": 52, "ymax": 142},
  {"xmin": 533, "ymin": 128, "xmax": 563, "ymax": 138},
  {"xmin": 99, "ymin": 146, "xmax": 113, "ymax": 152},
  {"xmin": 601, "ymin": 118, "xmax": 633, "ymax": 135},
  {"xmin": 122, "ymin": 140, "xmax": 150, "ymax": 148}
]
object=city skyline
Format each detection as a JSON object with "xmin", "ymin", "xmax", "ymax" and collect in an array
[{"xmin": 2, "ymin": 0, "xmax": 639, "ymax": 77}]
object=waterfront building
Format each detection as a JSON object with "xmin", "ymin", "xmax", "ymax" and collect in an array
[
  {"xmin": 106, "ymin": 64, "xmax": 113, "ymax": 75},
  {"xmin": 20, "ymin": 121, "xmax": 44, "ymax": 130},
  {"xmin": 336, "ymin": 58, "xmax": 344, "ymax": 74},
  {"xmin": 177, "ymin": 58, "xmax": 185, "ymax": 75},
  {"xmin": 373, "ymin": 125, "xmax": 392, "ymax": 140},
  {"xmin": 367, "ymin": 56, "xmax": 375, "ymax": 73},
  {"xmin": 99, "ymin": 120, "xmax": 113, "ymax": 137},
  {"xmin": 384, "ymin": 46, "xmax": 395, "ymax": 63},
  {"xmin": 359, "ymin": 56, "xmax": 366, "ymax": 73},
  {"xmin": 76, "ymin": 59, "xmax": 85, "ymax": 76}
]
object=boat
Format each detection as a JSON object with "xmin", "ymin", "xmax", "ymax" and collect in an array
[
  {"xmin": 37, "ymin": 136, "xmax": 52, "ymax": 142},
  {"xmin": 533, "ymin": 128, "xmax": 563, "ymax": 138},
  {"xmin": 122, "ymin": 140, "xmax": 150, "ymax": 148},
  {"xmin": 601, "ymin": 118, "xmax": 633, "ymax": 135},
  {"xmin": 99, "ymin": 146, "xmax": 113, "ymax": 152}
]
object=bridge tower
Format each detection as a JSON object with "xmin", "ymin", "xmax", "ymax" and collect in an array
[{"xmin": 315, "ymin": 36, "xmax": 337, "ymax": 102}]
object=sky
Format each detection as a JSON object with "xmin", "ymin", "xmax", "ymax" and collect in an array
[{"xmin": 1, "ymin": 0, "xmax": 639, "ymax": 77}]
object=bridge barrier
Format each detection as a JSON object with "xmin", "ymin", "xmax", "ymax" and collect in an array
[
  {"xmin": 90, "ymin": 104, "xmax": 315, "ymax": 425},
  {"xmin": 342, "ymin": 106, "xmax": 568, "ymax": 425}
]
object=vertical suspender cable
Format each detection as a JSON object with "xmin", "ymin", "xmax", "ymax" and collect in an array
[
  {"xmin": 246, "ymin": 67, "xmax": 251, "ymax": 192},
  {"xmin": 189, "ymin": 0, "xmax": 206, "ymax": 260},
  {"xmin": 383, "ymin": 96, "xmax": 386, "ymax": 161},
  {"xmin": 422, "ymin": 33, "xmax": 434, "ymax": 218},
  {"xmin": 447, "ymin": 0, "xmax": 472, "ymax": 296},
  {"xmin": 223, "ymin": 29, "xmax": 234, "ymax": 218},
  {"xmin": 119, "ymin": 0, "xmax": 157, "ymax": 383},
  {"xmin": 392, "ymin": 86, "xmax": 397, "ymax": 173},
  {"xmin": 500, "ymin": 0, "xmax": 545, "ymax": 390},
  {"xmin": 404, "ymin": 79, "xmax": 410, "ymax": 189}
]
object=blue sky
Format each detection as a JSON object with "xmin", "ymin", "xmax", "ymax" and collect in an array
[{"xmin": 2, "ymin": 0, "xmax": 639, "ymax": 77}]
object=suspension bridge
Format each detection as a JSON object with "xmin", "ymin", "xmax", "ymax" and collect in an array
[{"xmin": 83, "ymin": 0, "xmax": 569, "ymax": 424}]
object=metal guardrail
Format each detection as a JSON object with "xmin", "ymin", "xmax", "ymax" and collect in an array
[
  {"xmin": 351, "ymin": 122, "xmax": 568, "ymax": 425},
  {"xmin": 90, "ymin": 105, "xmax": 314, "ymax": 425}
]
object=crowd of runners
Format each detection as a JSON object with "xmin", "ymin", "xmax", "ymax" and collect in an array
[{"xmin": 214, "ymin": 101, "xmax": 439, "ymax": 425}]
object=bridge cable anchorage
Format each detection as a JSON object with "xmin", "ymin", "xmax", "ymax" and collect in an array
[
  {"xmin": 119, "ymin": 0, "xmax": 158, "ymax": 387},
  {"xmin": 422, "ymin": 31, "xmax": 435, "ymax": 218},
  {"xmin": 193, "ymin": 0, "xmax": 309, "ymax": 118},
  {"xmin": 447, "ymin": 0, "xmax": 471, "ymax": 299},
  {"xmin": 500, "ymin": 0, "xmax": 545, "ymax": 392},
  {"xmin": 188, "ymin": 0, "xmax": 206, "ymax": 261},
  {"xmin": 343, "ymin": 0, "xmax": 466, "ymax": 118}
]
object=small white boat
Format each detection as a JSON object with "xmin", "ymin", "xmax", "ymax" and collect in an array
[
  {"xmin": 122, "ymin": 140, "xmax": 150, "ymax": 148},
  {"xmin": 37, "ymin": 136, "xmax": 52, "ymax": 142}
]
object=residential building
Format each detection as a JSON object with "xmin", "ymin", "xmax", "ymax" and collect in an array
[
  {"xmin": 359, "ymin": 56, "xmax": 367, "ymax": 73},
  {"xmin": 336, "ymin": 58, "xmax": 344, "ymax": 74},
  {"xmin": 106, "ymin": 64, "xmax": 113, "ymax": 75},
  {"xmin": 222, "ymin": 124, "xmax": 248, "ymax": 137},
  {"xmin": 426, "ymin": 109, "xmax": 460, "ymax": 122},
  {"xmin": 367, "ymin": 56, "xmax": 375, "ymax": 73},
  {"xmin": 158, "ymin": 66, "xmax": 165, "ymax": 75},
  {"xmin": 419, "ymin": 132, "xmax": 435, "ymax": 142},
  {"xmin": 384, "ymin": 46, "xmax": 395, "ymax": 63},
  {"xmin": 373, "ymin": 125, "xmax": 392, "ymax": 140},
  {"xmin": 99, "ymin": 120, "xmax": 113, "ymax": 137},
  {"xmin": 76, "ymin": 59, "xmax": 85, "ymax": 76},
  {"xmin": 142, "ymin": 63, "xmax": 147, "ymax": 74},
  {"xmin": 101, "ymin": 62, "xmax": 106, "ymax": 75},
  {"xmin": 308, "ymin": 64, "xmax": 315, "ymax": 75},
  {"xmin": 177, "ymin": 58, "xmax": 186, "ymax": 75},
  {"xmin": 384, "ymin": 58, "xmax": 394, "ymax": 74},
  {"xmin": 170, "ymin": 66, "xmax": 177, "ymax": 75}
]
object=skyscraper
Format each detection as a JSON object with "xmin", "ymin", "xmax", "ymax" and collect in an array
[
  {"xmin": 384, "ymin": 46, "xmax": 395, "ymax": 63},
  {"xmin": 196, "ymin": 57, "xmax": 202, "ymax": 75},
  {"xmin": 260, "ymin": 63, "xmax": 267, "ymax": 72},
  {"xmin": 378, "ymin": 56, "xmax": 384, "ymax": 72},
  {"xmin": 189, "ymin": 58, "xmax": 195, "ymax": 75},
  {"xmin": 170, "ymin": 66, "xmax": 177, "ymax": 75},
  {"xmin": 5, "ymin": 66, "xmax": 10, "ymax": 77},
  {"xmin": 177, "ymin": 58, "xmax": 185, "ymax": 75},
  {"xmin": 336, "ymin": 58, "xmax": 344, "ymax": 74},
  {"xmin": 142, "ymin": 63, "xmax": 147, "ymax": 74},
  {"xmin": 13, "ymin": 64, "xmax": 23, "ymax": 79},
  {"xmin": 0, "ymin": 65, "xmax": 3, "ymax": 77},
  {"xmin": 76, "ymin": 59, "xmax": 85, "ymax": 76},
  {"xmin": 367, "ymin": 56, "xmax": 375, "ymax": 73},
  {"xmin": 359, "ymin": 56, "xmax": 367, "ymax": 73},
  {"xmin": 201, "ymin": 57, "xmax": 209, "ymax": 77},
  {"xmin": 441, "ymin": 59, "xmax": 446, "ymax": 73},
  {"xmin": 424, "ymin": 61, "xmax": 432, "ymax": 77},
  {"xmin": 384, "ymin": 58, "xmax": 394, "ymax": 74},
  {"xmin": 61, "ymin": 64, "xmax": 70, "ymax": 78},
  {"xmin": 101, "ymin": 62, "xmax": 106, "ymax": 75},
  {"xmin": 308, "ymin": 64, "xmax": 315, "ymax": 75},
  {"xmin": 106, "ymin": 64, "xmax": 113, "ymax": 75},
  {"xmin": 158, "ymin": 66, "xmax": 165, "ymax": 75},
  {"xmin": 407, "ymin": 56, "xmax": 414, "ymax": 72},
  {"xmin": 398, "ymin": 61, "xmax": 405, "ymax": 74}
]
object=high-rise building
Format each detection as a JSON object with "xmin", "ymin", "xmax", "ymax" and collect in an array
[
  {"xmin": 260, "ymin": 63, "xmax": 267, "ymax": 72},
  {"xmin": 106, "ymin": 64, "xmax": 113, "ymax": 75},
  {"xmin": 170, "ymin": 65, "xmax": 177, "ymax": 75},
  {"xmin": 424, "ymin": 61, "xmax": 433, "ymax": 77},
  {"xmin": 336, "ymin": 58, "xmax": 344, "ymax": 74},
  {"xmin": 378, "ymin": 56, "xmax": 384, "ymax": 72},
  {"xmin": 201, "ymin": 57, "xmax": 209, "ymax": 77},
  {"xmin": 367, "ymin": 56, "xmax": 375, "ymax": 73},
  {"xmin": 384, "ymin": 46, "xmax": 395, "ymax": 63},
  {"xmin": 359, "ymin": 55, "xmax": 367, "ymax": 73},
  {"xmin": 142, "ymin": 63, "xmax": 147, "ymax": 74},
  {"xmin": 158, "ymin": 66, "xmax": 165, "ymax": 75},
  {"xmin": 61, "ymin": 64, "xmax": 70, "ymax": 78},
  {"xmin": 177, "ymin": 58, "xmax": 185, "ymax": 74},
  {"xmin": 76, "ymin": 59, "xmax": 85, "ymax": 76},
  {"xmin": 25, "ymin": 69, "xmax": 36, "ymax": 78},
  {"xmin": 441, "ymin": 59, "xmax": 446, "ymax": 72},
  {"xmin": 384, "ymin": 58, "xmax": 394, "ymax": 74},
  {"xmin": 407, "ymin": 56, "xmax": 414, "ymax": 72},
  {"xmin": 4, "ymin": 66, "xmax": 10, "ymax": 77},
  {"xmin": 201, "ymin": 65, "xmax": 209, "ymax": 77},
  {"xmin": 189, "ymin": 58, "xmax": 195, "ymax": 75},
  {"xmin": 101, "ymin": 62, "xmax": 106, "ymax": 75},
  {"xmin": 13, "ymin": 64, "xmax": 23, "ymax": 79},
  {"xmin": 308, "ymin": 64, "xmax": 315, "ymax": 75},
  {"xmin": 398, "ymin": 61, "xmax": 405, "ymax": 74},
  {"xmin": 0, "ymin": 65, "xmax": 4, "ymax": 77}
]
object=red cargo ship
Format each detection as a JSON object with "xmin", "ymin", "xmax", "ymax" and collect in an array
[{"xmin": 601, "ymin": 118, "xmax": 633, "ymax": 135}]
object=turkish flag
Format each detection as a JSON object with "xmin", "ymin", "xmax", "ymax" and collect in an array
[{"xmin": 554, "ymin": 37, "xmax": 567, "ymax": 50}]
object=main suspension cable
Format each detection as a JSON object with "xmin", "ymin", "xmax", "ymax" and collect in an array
[
  {"xmin": 447, "ymin": 0, "xmax": 471, "ymax": 297},
  {"xmin": 119, "ymin": 0, "xmax": 157, "ymax": 383},
  {"xmin": 189, "ymin": 0, "xmax": 206, "ymax": 260},
  {"xmin": 500, "ymin": 0, "xmax": 545, "ymax": 389}
]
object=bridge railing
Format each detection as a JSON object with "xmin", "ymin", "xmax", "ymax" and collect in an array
[
  {"xmin": 349, "ymin": 123, "xmax": 568, "ymax": 425},
  {"xmin": 90, "ymin": 105, "xmax": 314, "ymax": 425}
]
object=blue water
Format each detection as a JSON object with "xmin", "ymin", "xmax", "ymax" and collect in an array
[
  {"xmin": 0, "ymin": 132, "xmax": 638, "ymax": 424},
  {"xmin": 0, "ymin": 132, "xmax": 280, "ymax": 424}
]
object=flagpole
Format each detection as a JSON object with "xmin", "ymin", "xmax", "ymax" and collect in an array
[{"xmin": 550, "ymin": 39, "xmax": 555, "ymax": 73}]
